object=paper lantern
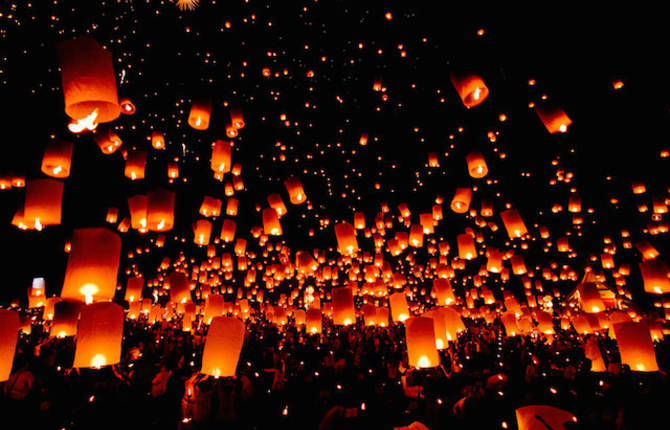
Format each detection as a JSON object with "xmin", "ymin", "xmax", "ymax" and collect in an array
[
  {"xmin": 450, "ymin": 71, "xmax": 489, "ymax": 108},
  {"xmin": 51, "ymin": 300, "xmax": 80, "ymax": 338},
  {"xmin": 500, "ymin": 209, "xmax": 528, "ymax": 239},
  {"xmin": 124, "ymin": 150, "xmax": 147, "ymax": 180},
  {"xmin": 61, "ymin": 228, "xmax": 121, "ymax": 303},
  {"xmin": 433, "ymin": 279, "xmax": 455, "ymax": 305},
  {"xmin": 390, "ymin": 292, "xmax": 410, "ymax": 322},
  {"xmin": 457, "ymin": 233, "xmax": 476, "ymax": 260},
  {"xmin": 193, "ymin": 219, "xmax": 212, "ymax": 245},
  {"xmin": 24, "ymin": 179, "xmax": 64, "ymax": 230},
  {"xmin": 127, "ymin": 194, "xmax": 148, "ymax": 231},
  {"xmin": 332, "ymin": 286, "xmax": 355, "ymax": 325},
  {"xmin": 220, "ymin": 219, "xmax": 236, "ymax": 242},
  {"xmin": 441, "ymin": 307, "xmax": 465, "ymax": 341},
  {"xmin": 94, "ymin": 128, "xmax": 123, "ymax": 154},
  {"xmin": 226, "ymin": 198, "xmax": 239, "ymax": 216},
  {"xmin": 125, "ymin": 277, "xmax": 143, "ymax": 302},
  {"xmin": 151, "ymin": 131, "xmax": 165, "ymax": 149},
  {"xmin": 204, "ymin": 294, "xmax": 224, "ymax": 324},
  {"xmin": 230, "ymin": 108, "xmax": 245, "ymax": 129},
  {"xmin": 354, "ymin": 212, "xmax": 366, "ymax": 230},
  {"xmin": 465, "ymin": 151, "xmax": 488, "ymax": 178},
  {"xmin": 536, "ymin": 105, "xmax": 572, "ymax": 134},
  {"xmin": 41, "ymin": 139, "xmax": 73, "ymax": 178},
  {"xmin": 201, "ymin": 316, "xmax": 245, "ymax": 377},
  {"xmin": 306, "ymin": 308, "xmax": 322, "ymax": 333},
  {"xmin": 515, "ymin": 405, "xmax": 576, "ymax": 430},
  {"xmin": 409, "ymin": 224, "xmax": 424, "ymax": 247},
  {"xmin": 57, "ymin": 36, "xmax": 120, "ymax": 123},
  {"xmin": 613, "ymin": 321, "xmax": 659, "ymax": 372},
  {"xmin": 119, "ymin": 98, "xmax": 135, "ymax": 114},
  {"xmin": 639, "ymin": 260, "xmax": 670, "ymax": 294},
  {"xmin": 267, "ymin": 193, "xmax": 287, "ymax": 216},
  {"xmin": 262, "ymin": 208, "xmax": 283, "ymax": 236},
  {"xmin": 501, "ymin": 312, "xmax": 520, "ymax": 336},
  {"xmin": 450, "ymin": 187, "xmax": 472, "ymax": 213},
  {"xmin": 577, "ymin": 282, "xmax": 606, "ymax": 313},
  {"xmin": 73, "ymin": 302, "xmax": 123, "ymax": 368},
  {"xmin": 405, "ymin": 316, "xmax": 439, "ymax": 368},
  {"xmin": 147, "ymin": 188, "xmax": 175, "ymax": 231},
  {"xmin": 211, "ymin": 139, "xmax": 232, "ymax": 173},
  {"xmin": 284, "ymin": 176, "xmax": 307, "ymax": 204},
  {"xmin": 334, "ymin": 222, "xmax": 358, "ymax": 255},
  {"xmin": 167, "ymin": 272, "xmax": 192, "ymax": 304},
  {"xmin": 188, "ymin": 99, "xmax": 212, "ymax": 130},
  {"xmin": 423, "ymin": 309, "xmax": 447, "ymax": 349},
  {"xmin": 0, "ymin": 309, "xmax": 19, "ymax": 382}
]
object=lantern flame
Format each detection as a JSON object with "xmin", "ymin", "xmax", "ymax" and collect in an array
[{"xmin": 68, "ymin": 108, "xmax": 99, "ymax": 134}]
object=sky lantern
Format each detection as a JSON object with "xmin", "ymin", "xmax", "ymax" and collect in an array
[
  {"xmin": 423, "ymin": 309, "xmax": 447, "ymax": 349},
  {"xmin": 635, "ymin": 240, "xmax": 659, "ymax": 261},
  {"xmin": 409, "ymin": 224, "xmax": 424, "ymax": 247},
  {"xmin": 51, "ymin": 301, "xmax": 80, "ymax": 338},
  {"xmin": 450, "ymin": 187, "xmax": 472, "ymax": 213},
  {"xmin": 204, "ymin": 294, "xmax": 224, "ymax": 324},
  {"xmin": 433, "ymin": 278, "xmax": 455, "ymax": 305},
  {"xmin": 230, "ymin": 108, "xmax": 245, "ymax": 129},
  {"xmin": 127, "ymin": 194, "xmax": 148, "ymax": 231},
  {"xmin": 125, "ymin": 277, "xmax": 143, "ymax": 302},
  {"xmin": 24, "ymin": 178, "xmax": 64, "ymax": 230},
  {"xmin": 119, "ymin": 98, "xmax": 136, "ymax": 114},
  {"xmin": 332, "ymin": 286, "xmax": 355, "ymax": 325},
  {"xmin": 501, "ymin": 312, "xmax": 520, "ymax": 336},
  {"xmin": 500, "ymin": 209, "xmax": 528, "ymax": 239},
  {"xmin": 41, "ymin": 139, "xmax": 73, "ymax": 178},
  {"xmin": 354, "ymin": 212, "xmax": 366, "ymax": 229},
  {"xmin": 94, "ymin": 128, "xmax": 122, "ymax": 154},
  {"xmin": 193, "ymin": 219, "xmax": 212, "ymax": 245},
  {"xmin": 639, "ymin": 260, "xmax": 670, "ymax": 294},
  {"xmin": 167, "ymin": 272, "xmax": 191, "ymax": 304},
  {"xmin": 124, "ymin": 150, "xmax": 147, "ymax": 180},
  {"xmin": 465, "ymin": 151, "xmax": 488, "ymax": 178},
  {"xmin": 515, "ymin": 405, "xmax": 576, "ymax": 430},
  {"xmin": 284, "ymin": 176, "xmax": 307, "ymax": 204},
  {"xmin": 188, "ymin": 99, "xmax": 212, "ymax": 130},
  {"xmin": 221, "ymin": 219, "xmax": 236, "ymax": 242},
  {"xmin": 211, "ymin": 139, "xmax": 232, "ymax": 173},
  {"xmin": 306, "ymin": 308, "xmax": 322, "ymax": 333},
  {"xmin": 450, "ymin": 71, "xmax": 489, "ymax": 108},
  {"xmin": 0, "ymin": 309, "xmax": 19, "ymax": 382},
  {"xmin": 267, "ymin": 193, "xmax": 287, "ymax": 216},
  {"xmin": 200, "ymin": 196, "xmax": 222, "ymax": 217},
  {"xmin": 73, "ymin": 302, "xmax": 124, "ymax": 369},
  {"xmin": 263, "ymin": 208, "xmax": 283, "ymax": 236},
  {"xmin": 201, "ymin": 316, "xmax": 245, "ymax": 377},
  {"xmin": 536, "ymin": 104, "xmax": 572, "ymax": 134},
  {"xmin": 147, "ymin": 188, "xmax": 175, "ymax": 231},
  {"xmin": 389, "ymin": 292, "xmax": 410, "ymax": 322},
  {"xmin": 151, "ymin": 131, "xmax": 165, "ymax": 149},
  {"xmin": 457, "ymin": 233, "xmax": 477, "ymax": 260},
  {"xmin": 577, "ymin": 282, "xmax": 606, "ymax": 313},
  {"xmin": 61, "ymin": 228, "xmax": 121, "ymax": 303},
  {"xmin": 441, "ymin": 307, "xmax": 466, "ymax": 341},
  {"xmin": 57, "ymin": 36, "xmax": 120, "ymax": 125},
  {"xmin": 405, "ymin": 316, "xmax": 440, "ymax": 368},
  {"xmin": 584, "ymin": 336, "xmax": 606, "ymax": 372},
  {"xmin": 613, "ymin": 321, "xmax": 659, "ymax": 372},
  {"xmin": 335, "ymin": 222, "xmax": 358, "ymax": 255}
]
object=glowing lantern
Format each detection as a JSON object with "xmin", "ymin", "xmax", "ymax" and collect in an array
[
  {"xmin": 41, "ymin": 139, "xmax": 73, "ymax": 178},
  {"xmin": 220, "ymin": 219, "xmax": 236, "ymax": 242},
  {"xmin": 332, "ymin": 286, "xmax": 355, "ymax": 325},
  {"xmin": 433, "ymin": 279, "xmax": 455, "ymax": 305},
  {"xmin": 635, "ymin": 241, "xmax": 659, "ymax": 261},
  {"xmin": 188, "ymin": 99, "xmax": 212, "ymax": 130},
  {"xmin": 124, "ymin": 150, "xmax": 147, "ymax": 180},
  {"xmin": 151, "ymin": 131, "xmax": 165, "ymax": 149},
  {"xmin": 465, "ymin": 151, "xmax": 488, "ymax": 178},
  {"xmin": 57, "ymin": 36, "xmax": 120, "ymax": 124},
  {"xmin": 639, "ymin": 260, "xmax": 670, "ymax": 294},
  {"xmin": 51, "ymin": 301, "xmax": 80, "ymax": 337},
  {"xmin": 73, "ymin": 302, "xmax": 123, "ymax": 368},
  {"xmin": 515, "ymin": 405, "xmax": 576, "ymax": 430},
  {"xmin": 211, "ymin": 140, "xmax": 232, "ymax": 173},
  {"xmin": 450, "ymin": 71, "xmax": 489, "ymax": 108},
  {"xmin": 193, "ymin": 219, "xmax": 212, "ymax": 245},
  {"xmin": 409, "ymin": 224, "xmax": 424, "ymax": 247},
  {"xmin": 457, "ymin": 233, "xmax": 477, "ymax": 260},
  {"xmin": 127, "ymin": 195, "xmax": 148, "ymax": 231},
  {"xmin": 284, "ymin": 176, "xmax": 307, "ymax": 204},
  {"xmin": 230, "ymin": 108, "xmax": 245, "ymax": 129},
  {"xmin": 200, "ymin": 196, "xmax": 222, "ymax": 217},
  {"xmin": 167, "ymin": 163, "xmax": 179, "ymax": 179},
  {"xmin": 0, "ymin": 309, "xmax": 19, "ymax": 382},
  {"xmin": 500, "ymin": 209, "xmax": 528, "ymax": 239},
  {"xmin": 61, "ymin": 228, "xmax": 121, "ymax": 303},
  {"xmin": 147, "ymin": 188, "xmax": 174, "ymax": 231},
  {"xmin": 536, "ymin": 105, "xmax": 572, "ymax": 134},
  {"xmin": 405, "ymin": 316, "xmax": 440, "ymax": 368},
  {"xmin": 201, "ymin": 316, "xmax": 245, "ymax": 377},
  {"xmin": 306, "ymin": 308, "xmax": 322, "ymax": 333},
  {"xmin": 389, "ymin": 292, "xmax": 410, "ymax": 322},
  {"xmin": 167, "ymin": 272, "xmax": 191, "ymax": 304},
  {"xmin": 267, "ymin": 193, "xmax": 287, "ymax": 216},
  {"xmin": 501, "ymin": 312, "xmax": 519, "ymax": 336},
  {"xmin": 263, "ymin": 208, "xmax": 283, "ymax": 236},
  {"xmin": 204, "ymin": 294, "xmax": 224, "ymax": 324},
  {"xmin": 94, "ymin": 128, "xmax": 122, "ymax": 154},
  {"xmin": 334, "ymin": 222, "xmax": 358, "ymax": 255},
  {"xmin": 441, "ymin": 307, "xmax": 465, "ymax": 341},
  {"xmin": 125, "ymin": 277, "xmax": 143, "ymax": 302},
  {"xmin": 612, "ymin": 321, "xmax": 659, "ymax": 372},
  {"xmin": 24, "ymin": 179, "xmax": 64, "ymax": 230},
  {"xmin": 423, "ymin": 309, "xmax": 447, "ymax": 349},
  {"xmin": 450, "ymin": 188, "xmax": 472, "ymax": 213}
]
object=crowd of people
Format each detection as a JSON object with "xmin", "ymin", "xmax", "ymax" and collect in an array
[{"xmin": 1, "ymin": 313, "xmax": 668, "ymax": 429}]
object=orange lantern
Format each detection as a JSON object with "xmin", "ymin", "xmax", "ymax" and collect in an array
[
  {"xmin": 119, "ymin": 98, "xmax": 136, "ymax": 114},
  {"xmin": 151, "ymin": 131, "xmax": 165, "ymax": 149},
  {"xmin": 612, "ymin": 321, "xmax": 659, "ymax": 372},
  {"xmin": 284, "ymin": 176, "xmax": 307, "ymax": 204},
  {"xmin": 167, "ymin": 272, "xmax": 192, "ymax": 304},
  {"xmin": 73, "ymin": 302, "xmax": 124, "ymax": 368},
  {"xmin": 262, "ymin": 208, "xmax": 283, "ymax": 236},
  {"xmin": 450, "ymin": 71, "xmax": 489, "ymax": 108},
  {"xmin": 201, "ymin": 316, "xmax": 245, "ymax": 377},
  {"xmin": 211, "ymin": 140, "xmax": 232, "ymax": 173},
  {"xmin": 306, "ymin": 308, "xmax": 322, "ymax": 334},
  {"xmin": 335, "ymin": 222, "xmax": 358, "ymax": 255},
  {"xmin": 536, "ymin": 105, "xmax": 572, "ymax": 134},
  {"xmin": 94, "ymin": 128, "xmax": 122, "ymax": 154},
  {"xmin": 267, "ymin": 193, "xmax": 287, "ymax": 216},
  {"xmin": 125, "ymin": 277, "xmax": 143, "ymax": 302},
  {"xmin": 405, "ymin": 316, "xmax": 440, "ymax": 368},
  {"xmin": 230, "ymin": 108, "xmax": 245, "ymax": 129},
  {"xmin": 51, "ymin": 301, "xmax": 80, "ymax": 338},
  {"xmin": 500, "ymin": 209, "xmax": 528, "ymax": 239},
  {"xmin": 147, "ymin": 188, "xmax": 175, "ymax": 231},
  {"xmin": 24, "ymin": 179, "xmax": 64, "ymax": 230},
  {"xmin": 465, "ymin": 151, "xmax": 488, "ymax": 178},
  {"xmin": 457, "ymin": 233, "xmax": 477, "ymax": 260},
  {"xmin": 450, "ymin": 187, "xmax": 472, "ymax": 213},
  {"xmin": 61, "ymin": 228, "xmax": 121, "ymax": 303},
  {"xmin": 41, "ymin": 139, "xmax": 73, "ymax": 178},
  {"xmin": 188, "ymin": 99, "xmax": 212, "ymax": 130},
  {"xmin": 389, "ymin": 292, "xmax": 410, "ymax": 322},
  {"xmin": 433, "ymin": 279, "xmax": 455, "ymax": 305},
  {"xmin": 124, "ymin": 150, "xmax": 147, "ymax": 180},
  {"xmin": 127, "ymin": 194, "xmax": 148, "ymax": 231},
  {"xmin": 200, "ymin": 196, "xmax": 222, "ymax": 217},
  {"xmin": 57, "ymin": 36, "xmax": 120, "ymax": 124},
  {"xmin": 639, "ymin": 260, "xmax": 670, "ymax": 294},
  {"xmin": 193, "ymin": 219, "xmax": 212, "ymax": 245},
  {"xmin": 0, "ymin": 309, "xmax": 19, "ymax": 382},
  {"xmin": 332, "ymin": 286, "xmax": 355, "ymax": 325},
  {"xmin": 221, "ymin": 219, "xmax": 236, "ymax": 242}
]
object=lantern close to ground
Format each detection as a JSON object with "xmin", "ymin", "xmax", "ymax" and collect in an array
[
  {"xmin": 332, "ymin": 286, "xmax": 355, "ymax": 325},
  {"xmin": 389, "ymin": 292, "xmax": 410, "ymax": 322},
  {"xmin": 73, "ymin": 302, "xmax": 124, "ymax": 368},
  {"xmin": 284, "ymin": 176, "xmax": 307, "ymax": 204},
  {"xmin": 405, "ymin": 316, "xmax": 440, "ymax": 368},
  {"xmin": 201, "ymin": 316, "xmax": 245, "ymax": 377},
  {"xmin": 612, "ymin": 321, "xmax": 659, "ymax": 372}
]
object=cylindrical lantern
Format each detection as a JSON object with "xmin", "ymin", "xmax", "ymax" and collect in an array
[
  {"xmin": 73, "ymin": 302, "xmax": 124, "ymax": 368},
  {"xmin": 450, "ymin": 187, "xmax": 472, "ymax": 213},
  {"xmin": 450, "ymin": 72, "xmax": 489, "ymax": 108},
  {"xmin": 51, "ymin": 300, "xmax": 80, "ymax": 338},
  {"xmin": 465, "ymin": 151, "xmax": 488, "ymax": 178},
  {"xmin": 24, "ymin": 179, "xmax": 64, "ymax": 230},
  {"xmin": 389, "ymin": 292, "xmax": 410, "ymax": 322},
  {"xmin": 612, "ymin": 321, "xmax": 659, "ymax": 372},
  {"xmin": 457, "ymin": 233, "xmax": 477, "ymax": 260},
  {"xmin": 147, "ymin": 188, "xmax": 175, "ymax": 231},
  {"xmin": 188, "ymin": 99, "xmax": 212, "ymax": 130},
  {"xmin": 61, "ymin": 228, "xmax": 121, "ymax": 303},
  {"xmin": 127, "ymin": 194, "xmax": 148, "ymax": 231},
  {"xmin": 94, "ymin": 128, "xmax": 122, "ymax": 154},
  {"xmin": 0, "ymin": 309, "xmax": 19, "ymax": 382},
  {"xmin": 201, "ymin": 316, "xmax": 245, "ymax": 377},
  {"xmin": 284, "ymin": 176, "xmax": 307, "ymax": 204},
  {"xmin": 332, "ymin": 286, "xmax": 355, "ymax": 325},
  {"xmin": 639, "ymin": 260, "xmax": 670, "ymax": 294},
  {"xmin": 262, "ymin": 208, "xmax": 282, "ymax": 236},
  {"xmin": 124, "ymin": 150, "xmax": 147, "ymax": 180},
  {"xmin": 57, "ymin": 36, "xmax": 120, "ymax": 123},
  {"xmin": 41, "ymin": 139, "xmax": 73, "ymax": 178},
  {"xmin": 193, "ymin": 219, "xmax": 212, "ymax": 246},
  {"xmin": 536, "ymin": 105, "xmax": 572, "ymax": 134},
  {"xmin": 405, "ymin": 316, "xmax": 440, "ymax": 368},
  {"xmin": 211, "ymin": 140, "xmax": 232, "ymax": 173},
  {"xmin": 334, "ymin": 222, "xmax": 358, "ymax": 255},
  {"xmin": 125, "ymin": 277, "xmax": 143, "ymax": 302},
  {"xmin": 306, "ymin": 308, "xmax": 322, "ymax": 334},
  {"xmin": 167, "ymin": 272, "xmax": 191, "ymax": 304},
  {"xmin": 500, "ymin": 209, "xmax": 528, "ymax": 239},
  {"xmin": 433, "ymin": 279, "xmax": 455, "ymax": 305}
]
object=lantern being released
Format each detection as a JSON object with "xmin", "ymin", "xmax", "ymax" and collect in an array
[
  {"xmin": 73, "ymin": 302, "xmax": 124, "ymax": 368},
  {"xmin": 612, "ymin": 321, "xmax": 659, "ymax": 372},
  {"xmin": 0, "ymin": 309, "xmax": 19, "ymax": 382},
  {"xmin": 405, "ymin": 316, "xmax": 440, "ymax": 368},
  {"xmin": 201, "ymin": 316, "xmax": 245, "ymax": 377},
  {"xmin": 57, "ymin": 36, "xmax": 121, "ymax": 124},
  {"xmin": 450, "ymin": 71, "xmax": 489, "ymax": 108},
  {"xmin": 332, "ymin": 286, "xmax": 355, "ymax": 325},
  {"xmin": 61, "ymin": 228, "xmax": 122, "ymax": 303}
]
